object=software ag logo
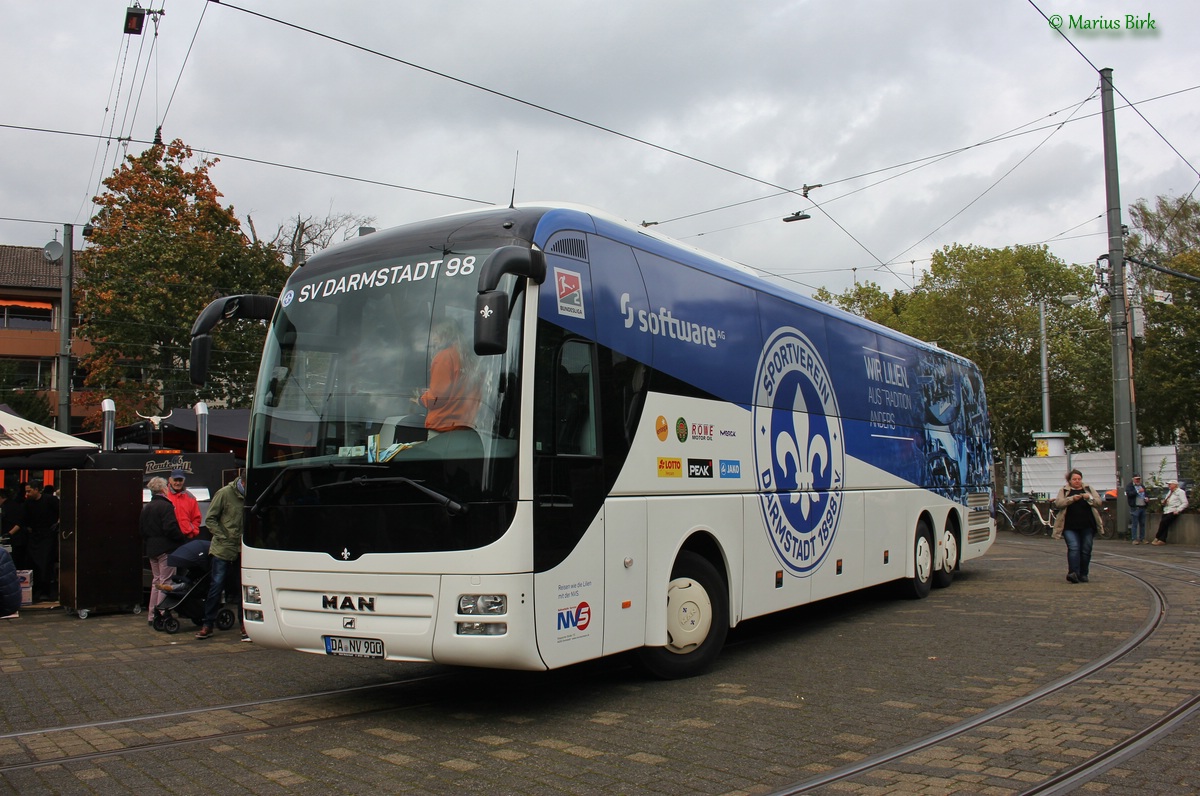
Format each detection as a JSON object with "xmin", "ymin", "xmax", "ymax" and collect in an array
[{"xmin": 753, "ymin": 328, "xmax": 845, "ymax": 576}]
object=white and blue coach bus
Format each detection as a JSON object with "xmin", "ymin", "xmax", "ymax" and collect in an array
[{"xmin": 191, "ymin": 203, "xmax": 994, "ymax": 678}]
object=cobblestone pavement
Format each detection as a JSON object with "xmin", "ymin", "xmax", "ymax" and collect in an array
[{"xmin": 0, "ymin": 536, "xmax": 1197, "ymax": 795}]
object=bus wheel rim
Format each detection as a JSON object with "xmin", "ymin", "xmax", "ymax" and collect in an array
[
  {"xmin": 916, "ymin": 535, "xmax": 932, "ymax": 582},
  {"xmin": 664, "ymin": 577, "xmax": 712, "ymax": 655},
  {"xmin": 944, "ymin": 531, "xmax": 958, "ymax": 572}
]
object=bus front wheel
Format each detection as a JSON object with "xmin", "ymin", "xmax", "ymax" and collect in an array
[
  {"xmin": 635, "ymin": 551, "xmax": 729, "ymax": 679},
  {"xmin": 905, "ymin": 521, "xmax": 934, "ymax": 599}
]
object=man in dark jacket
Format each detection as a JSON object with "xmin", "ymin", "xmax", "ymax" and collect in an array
[
  {"xmin": 140, "ymin": 477, "xmax": 188, "ymax": 622},
  {"xmin": 196, "ymin": 471, "xmax": 246, "ymax": 640},
  {"xmin": 20, "ymin": 483, "xmax": 59, "ymax": 603}
]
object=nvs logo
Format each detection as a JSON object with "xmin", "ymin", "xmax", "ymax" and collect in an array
[
  {"xmin": 752, "ymin": 328, "xmax": 845, "ymax": 576},
  {"xmin": 556, "ymin": 601, "xmax": 591, "ymax": 631}
]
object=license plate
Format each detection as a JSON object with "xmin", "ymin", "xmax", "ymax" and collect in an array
[{"xmin": 323, "ymin": 635, "xmax": 384, "ymax": 658}]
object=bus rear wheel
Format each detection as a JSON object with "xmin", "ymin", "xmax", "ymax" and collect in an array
[
  {"xmin": 932, "ymin": 526, "xmax": 957, "ymax": 589},
  {"xmin": 635, "ymin": 551, "xmax": 728, "ymax": 679},
  {"xmin": 905, "ymin": 521, "xmax": 934, "ymax": 599}
]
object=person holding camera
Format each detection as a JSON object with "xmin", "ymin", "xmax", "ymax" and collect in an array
[{"xmin": 1052, "ymin": 469, "xmax": 1103, "ymax": 584}]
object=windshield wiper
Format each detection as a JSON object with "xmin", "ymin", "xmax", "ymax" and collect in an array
[
  {"xmin": 310, "ymin": 475, "xmax": 467, "ymax": 516},
  {"xmin": 249, "ymin": 462, "xmax": 386, "ymax": 517}
]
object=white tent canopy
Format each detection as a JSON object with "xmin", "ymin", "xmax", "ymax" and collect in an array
[{"xmin": 0, "ymin": 409, "xmax": 98, "ymax": 469}]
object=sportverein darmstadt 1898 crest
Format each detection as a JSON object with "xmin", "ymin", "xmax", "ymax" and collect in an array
[{"xmin": 753, "ymin": 328, "xmax": 845, "ymax": 575}]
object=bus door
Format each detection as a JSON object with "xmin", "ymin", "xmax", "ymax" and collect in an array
[{"xmin": 531, "ymin": 239, "xmax": 607, "ymax": 667}]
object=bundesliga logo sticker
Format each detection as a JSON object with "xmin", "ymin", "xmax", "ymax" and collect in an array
[
  {"xmin": 753, "ymin": 328, "xmax": 845, "ymax": 575},
  {"xmin": 554, "ymin": 267, "xmax": 585, "ymax": 319}
]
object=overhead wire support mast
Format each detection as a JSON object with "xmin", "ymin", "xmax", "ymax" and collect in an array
[{"xmin": 1100, "ymin": 67, "xmax": 1137, "ymax": 536}]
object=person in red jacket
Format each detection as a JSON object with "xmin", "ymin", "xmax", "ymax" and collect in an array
[
  {"xmin": 165, "ymin": 469, "xmax": 203, "ymax": 539},
  {"xmin": 418, "ymin": 321, "xmax": 481, "ymax": 435}
]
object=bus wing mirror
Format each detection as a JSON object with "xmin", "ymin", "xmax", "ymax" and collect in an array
[
  {"xmin": 476, "ymin": 246, "xmax": 545, "ymax": 292},
  {"xmin": 189, "ymin": 294, "xmax": 278, "ymax": 385},
  {"xmin": 474, "ymin": 246, "xmax": 544, "ymax": 355},
  {"xmin": 474, "ymin": 291, "xmax": 509, "ymax": 355},
  {"xmin": 190, "ymin": 334, "xmax": 214, "ymax": 385}
]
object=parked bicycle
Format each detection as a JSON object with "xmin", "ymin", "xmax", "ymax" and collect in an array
[
  {"xmin": 1046, "ymin": 495, "xmax": 1114, "ymax": 538},
  {"xmin": 995, "ymin": 495, "xmax": 1039, "ymax": 536},
  {"xmin": 1008, "ymin": 497, "xmax": 1113, "ymax": 539},
  {"xmin": 1097, "ymin": 501, "xmax": 1116, "ymax": 538},
  {"xmin": 1022, "ymin": 502, "xmax": 1059, "ymax": 537}
]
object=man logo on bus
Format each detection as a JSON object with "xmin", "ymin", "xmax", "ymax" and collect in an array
[{"xmin": 753, "ymin": 328, "xmax": 845, "ymax": 576}]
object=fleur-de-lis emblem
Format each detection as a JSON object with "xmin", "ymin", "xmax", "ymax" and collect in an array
[{"xmin": 773, "ymin": 387, "xmax": 828, "ymax": 521}]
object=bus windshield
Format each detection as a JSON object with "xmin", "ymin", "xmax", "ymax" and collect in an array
[{"xmin": 249, "ymin": 245, "xmax": 523, "ymax": 507}]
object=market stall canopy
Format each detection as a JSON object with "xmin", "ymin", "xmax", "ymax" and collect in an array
[{"xmin": 0, "ymin": 409, "xmax": 98, "ymax": 469}]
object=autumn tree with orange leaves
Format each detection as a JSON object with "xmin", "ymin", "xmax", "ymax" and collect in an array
[{"xmin": 76, "ymin": 139, "xmax": 288, "ymax": 427}]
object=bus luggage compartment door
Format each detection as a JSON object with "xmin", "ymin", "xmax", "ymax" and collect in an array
[{"xmin": 603, "ymin": 498, "xmax": 647, "ymax": 656}]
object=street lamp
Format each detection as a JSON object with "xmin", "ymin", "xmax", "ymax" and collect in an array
[{"xmin": 1035, "ymin": 294, "xmax": 1079, "ymax": 456}]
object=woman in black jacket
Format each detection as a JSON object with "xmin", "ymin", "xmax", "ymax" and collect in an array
[{"xmin": 139, "ymin": 477, "xmax": 187, "ymax": 622}]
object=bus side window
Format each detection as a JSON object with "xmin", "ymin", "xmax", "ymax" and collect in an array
[
  {"xmin": 556, "ymin": 340, "xmax": 598, "ymax": 456},
  {"xmin": 609, "ymin": 354, "xmax": 647, "ymax": 446}
]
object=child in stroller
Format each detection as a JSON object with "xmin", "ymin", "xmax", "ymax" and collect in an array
[{"xmin": 151, "ymin": 541, "xmax": 236, "ymax": 634}]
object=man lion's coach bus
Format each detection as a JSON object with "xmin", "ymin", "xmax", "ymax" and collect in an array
[{"xmin": 191, "ymin": 204, "xmax": 994, "ymax": 678}]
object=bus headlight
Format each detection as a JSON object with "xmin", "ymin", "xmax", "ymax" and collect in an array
[
  {"xmin": 456, "ymin": 621, "xmax": 508, "ymax": 636},
  {"xmin": 244, "ymin": 585, "xmax": 262, "ymax": 605},
  {"xmin": 458, "ymin": 594, "xmax": 506, "ymax": 615}
]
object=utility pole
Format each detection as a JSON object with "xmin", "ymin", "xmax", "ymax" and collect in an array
[
  {"xmin": 57, "ymin": 223, "xmax": 74, "ymax": 433},
  {"xmin": 1101, "ymin": 68, "xmax": 1136, "ymax": 535}
]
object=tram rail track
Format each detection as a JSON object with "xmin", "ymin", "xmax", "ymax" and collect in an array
[
  {"xmin": 0, "ymin": 672, "xmax": 452, "ymax": 774},
  {"xmin": 770, "ymin": 538, "xmax": 1200, "ymax": 794},
  {"xmin": 1, "ymin": 539, "xmax": 1196, "ymax": 794}
]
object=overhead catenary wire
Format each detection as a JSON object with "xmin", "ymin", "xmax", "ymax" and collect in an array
[
  {"xmin": 654, "ymin": 85, "xmax": 1191, "ymax": 289},
  {"xmin": 11, "ymin": 3, "xmax": 1198, "ymax": 298},
  {"xmin": 1027, "ymin": 0, "xmax": 1200, "ymax": 258},
  {"xmin": 123, "ymin": 8, "xmax": 162, "ymax": 146},
  {"xmin": 0, "ymin": 123, "xmax": 493, "ymax": 207},
  {"xmin": 159, "ymin": 0, "xmax": 209, "ymax": 133},
  {"xmin": 882, "ymin": 89, "xmax": 1099, "ymax": 268},
  {"xmin": 210, "ymin": 1, "xmax": 813, "ymax": 204}
]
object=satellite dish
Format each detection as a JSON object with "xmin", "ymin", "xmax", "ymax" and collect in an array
[{"xmin": 43, "ymin": 240, "xmax": 64, "ymax": 263}]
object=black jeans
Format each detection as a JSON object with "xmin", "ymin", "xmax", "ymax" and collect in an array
[
  {"xmin": 27, "ymin": 529, "xmax": 55, "ymax": 599},
  {"xmin": 1156, "ymin": 512, "xmax": 1179, "ymax": 542}
]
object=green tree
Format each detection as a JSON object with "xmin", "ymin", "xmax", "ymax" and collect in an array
[
  {"xmin": 76, "ymin": 140, "xmax": 288, "ymax": 427},
  {"xmin": 1127, "ymin": 194, "xmax": 1200, "ymax": 261},
  {"xmin": 812, "ymin": 281, "xmax": 908, "ymax": 326},
  {"xmin": 1133, "ymin": 249, "xmax": 1200, "ymax": 444},
  {"xmin": 1123, "ymin": 194, "xmax": 1200, "ymax": 446}
]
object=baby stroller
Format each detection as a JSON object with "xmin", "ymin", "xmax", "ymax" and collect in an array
[{"xmin": 152, "ymin": 539, "xmax": 237, "ymax": 634}]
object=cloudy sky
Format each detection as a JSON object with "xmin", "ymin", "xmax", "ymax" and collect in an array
[{"xmin": 2, "ymin": 1, "xmax": 1197, "ymax": 297}]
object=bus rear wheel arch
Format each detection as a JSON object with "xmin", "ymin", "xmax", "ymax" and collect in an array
[{"xmin": 635, "ymin": 550, "xmax": 729, "ymax": 679}]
